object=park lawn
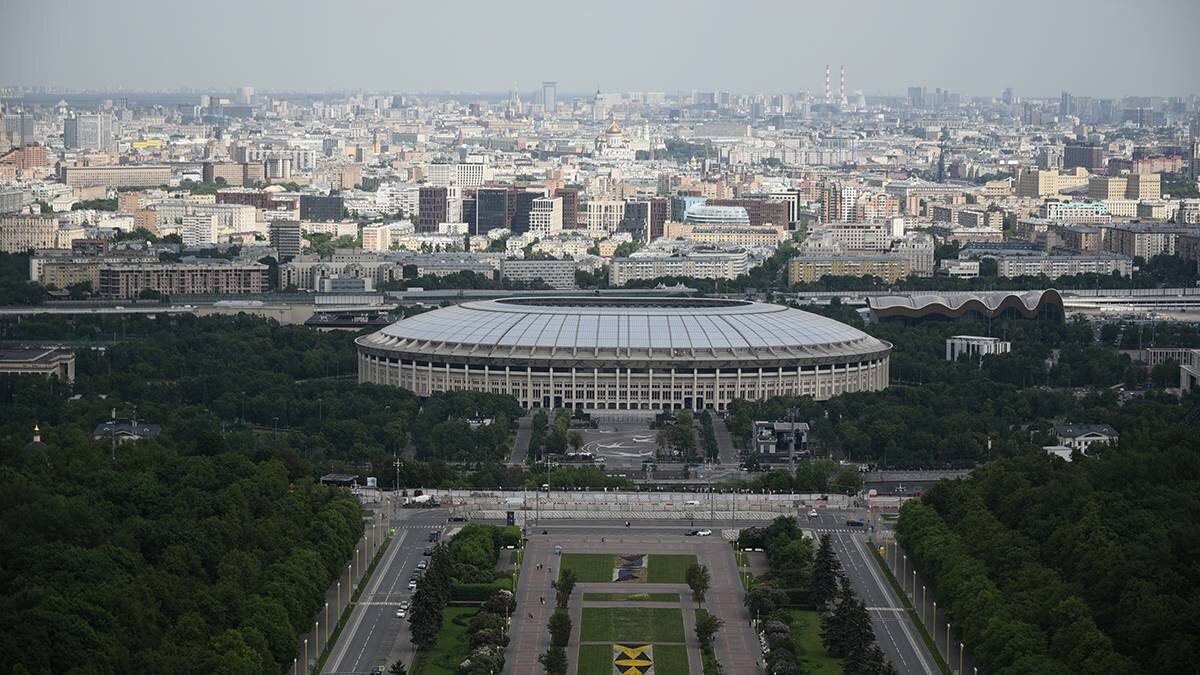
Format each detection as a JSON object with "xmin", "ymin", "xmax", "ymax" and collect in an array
[
  {"xmin": 650, "ymin": 644, "xmax": 691, "ymax": 675},
  {"xmin": 577, "ymin": 643, "xmax": 691, "ymax": 675},
  {"xmin": 580, "ymin": 607, "xmax": 685, "ymax": 643},
  {"xmin": 583, "ymin": 592, "xmax": 681, "ymax": 602},
  {"xmin": 647, "ymin": 554, "xmax": 699, "ymax": 584},
  {"xmin": 560, "ymin": 553, "xmax": 617, "ymax": 582},
  {"xmin": 410, "ymin": 607, "xmax": 477, "ymax": 675},
  {"xmin": 787, "ymin": 609, "xmax": 843, "ymax": 675}
]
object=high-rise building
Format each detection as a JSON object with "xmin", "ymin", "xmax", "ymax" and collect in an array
[
  {"xmin": 512, "ymin": 189, "xmax": 546, "ymax": 234},
  {"xmin": 181, "ymin": 214, "xmax": 218, "ymax": 247},
  {"xmin": 1063, "ymin": 145, "xmax": 1103, "ymax": 171},
  {"xmin": 268, "ymin": 220, "xmax": 302, "ymax": 260},
  {"xmin": 542, "ymin": 82, "xmax": 557, "ymax": 116},
  {"xmin": 528, "ymin": 197, "xmax": 563, "ymax": 236},
  {"xmin": 63, "ymin": 113, "xmax": 115, "ymax": 153},
  {"xmin": 475, "ymin": 186, "xmax": 517, "ymax": 234},
  {"xmin": 1190, "ymin": 115, "xmax": 1200, "ymax": 180},
  {"xmin": 238, "ymin": 86, "xmax": 254, "ymax": 105},
  {"xmin": 419, "ymin": 186, "xmax": 449, "ymax": 232},
  {"xmin": 554, "ymin": 187, "xmax": 580, "ymax": 229},
  {"xmin": 299, "ymin": 195, "xmax": 344, "ymax": 222}
]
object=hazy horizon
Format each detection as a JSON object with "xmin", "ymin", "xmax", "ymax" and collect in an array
[{"xmin": 2, "ymin": 0, "xmax": 1197, "ymax": 99}]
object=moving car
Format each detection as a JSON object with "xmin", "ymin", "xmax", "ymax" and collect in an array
[
  {"xmin": 808, "ymin": 508, "xmax": 819, "ymax": 518},
  {"xmin": 395, "ymin": 608, "xmax": 406, "ymax": 618},
  {"xmin": 846, "ymin": 519, "xmax": 867, "ymax": 527},
  {"xmin": 687, "ymin": 529, "xmax": 713, "ymax": 536},
  {"xmin": 428, "ymin": 531, "xmax": 441, "ymax": 542},
  {"xmin": 416, "ymin": 560, "xmax": 428, "ymax": 569}
]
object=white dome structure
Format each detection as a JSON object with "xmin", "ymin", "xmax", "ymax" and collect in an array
[{"xmin": 357, "ymin": 297, "xmax": 891, "ymax": 411}]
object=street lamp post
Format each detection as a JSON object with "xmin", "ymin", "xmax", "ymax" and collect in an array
[
  {"xmin": 315, "ymin": 620, "xmax": 320, "ymax": 655},
  {"xmin": 303, "ymin": 639, "xmax": 308, "ymax": 675},
  {"xmin": 946, "ymin": 622, "xmax": 951, "ymax": 662},
  {"xmin": 325, "ymin": 602, "xmax": 329, "ymax": 644},
  {"xmin": 959, "ymin": 641, "xmax": 964, "ymax": 675},
  {"xmin": 921, "ymin": 585, "xmax": 926, "ymax": 625}
]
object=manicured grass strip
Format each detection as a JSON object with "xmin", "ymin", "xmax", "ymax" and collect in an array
[
  {"xmin": 560, "ymin": 553, "xmax": 617, "ymax": 582},
  {"xmin": 785, "ymin": 609, "xmax": 843, "ymax": 675},
  {"xmin": 577, "ymin": 644, "xmax": 616, "ymax": 675},
  {"xmin": 646, "ymin": 554, "xmax": 699, "ymax": 584},
  {"xmin": 583, "ymin": 592, "xmax": 681, "ymax": 602},
  {"xmin": 650, "ymin": 644, "xmax": 690, "ymax": 675},
  {"xmin": 577, "ymin": 643, "xmax": 690, "ymax": 675},
  {"xmin": 409, "ymin": 607, "xmax": 477, "ymax": 675},
  {"xmin": 580, "ymin": 607, "xmax": 686, "ymax": 643}
]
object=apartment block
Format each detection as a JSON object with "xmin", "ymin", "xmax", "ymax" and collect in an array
[
  {"xmin": 787, "ymin": 255, "xmax": 910, "ymax": 284},
  {"xmin": 98, "ymin": 261, "xmax": 270, "ymax": 299}
]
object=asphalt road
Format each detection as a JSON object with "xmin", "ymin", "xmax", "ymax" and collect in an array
[
  {"xmin": 811, "ymin": 509, "xmax": 936, "ymax": 675},
  {"xmin": 322, "ymin": 508, "xmax": 448, "ymax": 675}
]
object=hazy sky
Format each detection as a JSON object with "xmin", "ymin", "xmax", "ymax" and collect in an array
[{"xmin": 3, "ymin": 0, "xmax": 1196, "ymax": 98}]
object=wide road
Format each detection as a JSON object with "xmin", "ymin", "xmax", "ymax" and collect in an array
[
  {"xmin": 809, "ymin": 509, "xmax": 936, "ymax": 675},
  {"xmin": 323, "ymin": 507, "xmax": 448, "ymax": 675}
]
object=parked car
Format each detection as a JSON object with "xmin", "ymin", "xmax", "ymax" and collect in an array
[
  {"xmin": 395, "ymin": 608, "xmax": 406, "ymax": 618},
  {"xmin": 407, "ymin": 580, "xmax": 417, "ymax": 590},
  {"xmin": 423, "ymin": 547, "xmax": 433, "ymax": 556},
  {"xmin": 417, "ymin": 560, "xmax": 427, "ymax": 569}
]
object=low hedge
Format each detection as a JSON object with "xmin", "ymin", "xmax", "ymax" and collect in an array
[{"xmin": 451, "ymin": 578, "xmax": 513, "ymax": 602}]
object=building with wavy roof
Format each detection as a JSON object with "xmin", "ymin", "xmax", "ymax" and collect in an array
[
  {"xmin": 867, "ymin": 289, "xmax": 1064, "ymax": 324},
  {"xmin": 357, "ymin": 297, "xmax": 891, "ymax": 410}
]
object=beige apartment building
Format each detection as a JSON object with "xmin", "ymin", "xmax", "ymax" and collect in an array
[
  {"xmin": 1, "ymin": 215, "xmax": 58, "ymax": 252},
  {"xmin": 98, "ymin": 261, "xmax": 269, "ymax": 299},
  {"xmin": 661, "ymin": 222, "xmax": 787, "ymax": 246},
  {"xmin": 1016, "ymin": 168, "xmax": 1089, "ymax": 199},
  {"xmin": 62, "ymin": 165, "xmax": 172, "ymax": 189},
  {"xmin": 788, "ymin": 255, "xmax": 910, "ymax": 284}
]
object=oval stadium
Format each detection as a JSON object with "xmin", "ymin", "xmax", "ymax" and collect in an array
[{"xmin": 356, "ymin": 297, "xmax": 891, "ymax": 411}]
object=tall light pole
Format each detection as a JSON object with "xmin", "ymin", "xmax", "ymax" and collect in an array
[
  {"xmin": 303, "ymin": 638, "xmax": 308, "ymax": 675},
  {"xmin": 945, "ymin": 622, "xmax": 951, "ymax": 662},
  {"xmin": 959, "ymin": 641, "xmax": 964, "ymax": 675},
  {"xmin": 325, "ymin": 602, "xmax": 330, "ymax": 644},
  {"xmin": 921, "ymin": 585, "xmax": 926, "ymax": 625},
  {"xmin": 314, "ymin": 620, "xmax": 320, "ymax": 657}
]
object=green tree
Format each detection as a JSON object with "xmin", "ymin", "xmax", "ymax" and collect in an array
[
  {"xmin": 552, "ymin": 569, "xmax": 577, "ymax": 609},
  {"xmin": 408, "ymin": 584, "xmax": 442, "ymax": 651},
  {"xmin": 388, "ymin": 661, "xmax": 408, "ymax": 675},
  {"xmin": 810, "ymin": 533, "xmax": 843, "ymax": 609},
  {"xmin": 686, "ymin": 563, "xmax": 711, "ymax": 603},
  {"xmin": 548, "ymin": 610, "xmax": 571, "ymax": 648},
  {"xmin": 538, "ymin": 645, "xmax": 568, "ymax": 675},
  {"xmin": 694, "ymin": 609, "xmax": 723, "ymax": 646},
  {"xmin": 745, "ymin": 583, "xmax": 788, "ymax": 618}
]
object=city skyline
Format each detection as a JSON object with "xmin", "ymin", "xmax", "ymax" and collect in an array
[{"xmin": 2, "ymin": 0, "xmax": 1197, "ymax": 98}]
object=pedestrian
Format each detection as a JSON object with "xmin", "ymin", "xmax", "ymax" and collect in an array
[
  {"xmin": 540, "ymin": 596, "xmax": 545, "ymax": 605},
  {"xmin": 529, "ymin": 613, "xmax": 534, "ymax": 619}
]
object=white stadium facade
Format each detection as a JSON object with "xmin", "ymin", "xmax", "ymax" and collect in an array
[{"xmin": 356, "ymin": 297, "xmax": 891, "ymax": 411}]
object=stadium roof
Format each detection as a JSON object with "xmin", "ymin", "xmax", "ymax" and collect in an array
[{"xmin": 372, "ymin": 297, "xmax": 883, "ymax": 357}]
